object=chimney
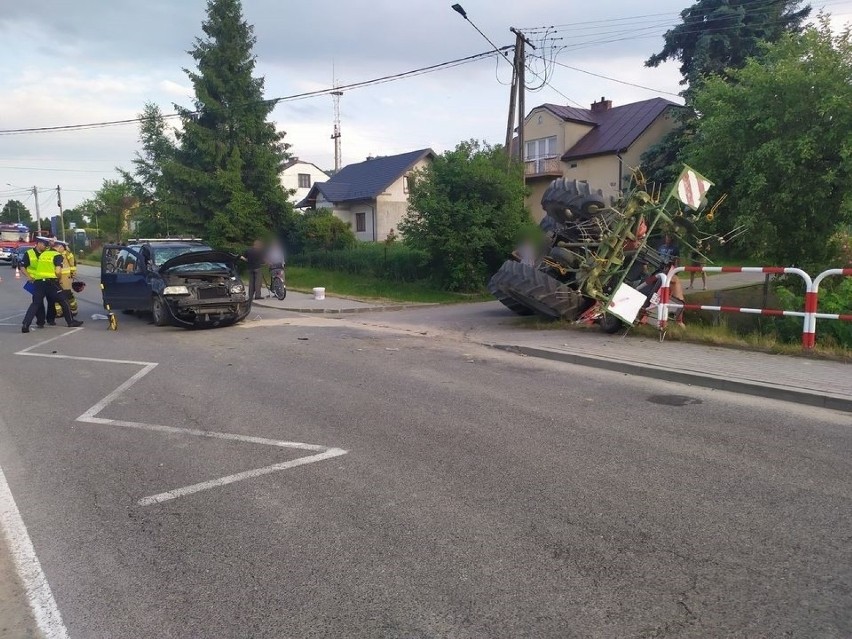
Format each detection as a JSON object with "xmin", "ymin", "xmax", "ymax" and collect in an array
[{"xmin": 591, "ymin": 96, "xmax": 612, "ymax": 113}]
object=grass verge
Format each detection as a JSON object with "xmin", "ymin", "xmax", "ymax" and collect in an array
[
  {"xmin": 511, "ymin": 282, "xmax": 850, "ymax": 362},
  {"xmin": 80, "ymin": 257, "xmax": 486, "ymax": 304},
  {"xmin": 285, "ymin": 266, "xmax": 491, "ymax": 304}
]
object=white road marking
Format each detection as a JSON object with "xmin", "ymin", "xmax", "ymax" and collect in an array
[
  {"xmin": 14, "ymin": 330, "xmax": 347, "ymax": 506},
  {"xmin": 0, "ymin": 312, "xmax": 25, "ymax": 322},
  {"xmin": 0, "ymin": 461, "xmax": 70, "ymax": 639},
  {"xmin": 138, "ymin": 448, "xmax": 348, "ymax": 506},
  {"xmin": 4, "ymin": 326, "xmax": 346, "ymax": 633}
]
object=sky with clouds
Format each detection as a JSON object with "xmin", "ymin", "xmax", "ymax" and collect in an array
[{"xmin": 1, "ymin": 0, "xmax": 850, "ymax": 212}]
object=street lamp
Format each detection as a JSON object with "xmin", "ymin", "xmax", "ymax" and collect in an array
[{"xmin": 450, "ymin": 4, "xmax": 512, "ymax": 66}]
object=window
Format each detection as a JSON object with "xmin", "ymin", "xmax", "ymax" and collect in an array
[
  {"xmin": 525, "ymin": 136, "xmax": 557, "ymax": 161},
  {"xmin": 355, "ymin": 212, "xmax": 366, "ymax": 233},
  {"xmin": 524, "ymin": 136, "xmax": 558, "ymax": 173},
  {"xmin": 403, "ymin": 175, "xmax": 411, "ymax": 194},
  {"xmin": 298, "ymin": 173, "xmax": 311, "ymax": 188}
]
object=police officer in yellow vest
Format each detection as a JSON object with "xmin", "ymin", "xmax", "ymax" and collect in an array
[
  {"xmin": 21, "ymin": 237, "xmax": 83, "ymax": 333},
  {"xmin": 50, "ymin": 239, "xmax": 78, "ymax": 320}
]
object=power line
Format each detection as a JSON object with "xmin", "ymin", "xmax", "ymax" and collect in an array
[
  {"xmin": 0, "ymin": 165, "xmax": 115, "ymax": 173},
  {"xmin": 531, "ymin": 56, "xmax": 682, "ymax": 98},
  {"xmin": 519, "ymin": 0, "xmax": 844, "ymax": 32},
  {"xmin": 0, "ymin": 47, "xmax": 510, "ymax": 137}
]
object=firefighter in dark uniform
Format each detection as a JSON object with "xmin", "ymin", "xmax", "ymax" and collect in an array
[{"xmin": 21, "ymin": 237, "xmax": 83, "ymax": 333}]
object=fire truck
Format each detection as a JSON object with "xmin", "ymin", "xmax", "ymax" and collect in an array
[{"xmin": 0, "ymin": 223, "xmax": 38, "ymax": 263}]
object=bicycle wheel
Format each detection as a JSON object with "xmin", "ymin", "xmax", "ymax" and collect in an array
[{"xmin": 271, "ymin": 277, "xmax": 286, "ymax": 300}]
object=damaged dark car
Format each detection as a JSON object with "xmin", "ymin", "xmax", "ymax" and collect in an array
[{"xmin": 101, "ymin": 240, "xmax": 250, "ymax": 328}]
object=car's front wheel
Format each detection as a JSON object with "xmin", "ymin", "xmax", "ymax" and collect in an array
[{"xmin": 151, "ymin": 296, "xmax": 170, "ymax": 327}]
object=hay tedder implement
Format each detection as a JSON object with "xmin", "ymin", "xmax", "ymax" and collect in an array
[{"xmin": 489, "ymin": 168, "xmax": 729, "ymax": 333}]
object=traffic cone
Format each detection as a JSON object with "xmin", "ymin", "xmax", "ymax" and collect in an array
[{"xmin": 15, "ymin": 267, "xmax": 21, "ymax": 279}]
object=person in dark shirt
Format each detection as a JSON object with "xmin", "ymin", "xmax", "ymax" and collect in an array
[
  {"xmin": 21, "ymin": 237, "xmax": 82, "ymax": 332},
  {"xmin": 657, "ymin": 234, "xmax": 680, "ymax": 266},
  {"xmin": 241, "ymin": 239, "xmax": 265, "ymax": 300}
]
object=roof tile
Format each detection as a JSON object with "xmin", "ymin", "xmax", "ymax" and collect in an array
[
  {"xmin": 297, "ymin": 149, "xmax": 434, "ymax": 207},
  {"xmin": 554, "ymin": 98, "xmax": 680, "ymax": 161}
]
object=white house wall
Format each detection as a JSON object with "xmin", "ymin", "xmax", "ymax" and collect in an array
[{"xmin": 281, "ymin": 162, "xmax": 330, "ymax": 207}]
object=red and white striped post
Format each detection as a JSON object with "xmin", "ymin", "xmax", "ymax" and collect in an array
[
  {"xmin": 806, "ymin": 268, "xmax": 852, "ymax": 349},
  {"xmin": 658, "ymin": 266, "xmax": 814, "ymax": 347}
]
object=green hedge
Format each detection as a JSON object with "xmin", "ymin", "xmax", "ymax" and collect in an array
[
  {"xmin": 291, "ymin": 243, "xmax": 430, "ymax": 283},
  {"xmin": 776, "ymin": 279, "xmax": 852, "ymax": 348}
]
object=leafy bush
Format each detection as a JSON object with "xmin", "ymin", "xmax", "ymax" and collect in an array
[
  {"xmin": 290, "ymin": 242, "xmax": 429, "ymax": 283},
  {"xmin": 776, "ymin": 278, "xmax": 852, "ymax": 347},
  {"xmin": 400, "ymin": 140, "xmax": 533, "ymax": 291},
  {"xmin": 289, "ymin": 209, "xmax": 356, "ymax": 252}
]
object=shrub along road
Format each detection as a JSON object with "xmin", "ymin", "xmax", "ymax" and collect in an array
[{"xmin": 0, "ymin": 277, "xmax": 850, "ymax": 638}]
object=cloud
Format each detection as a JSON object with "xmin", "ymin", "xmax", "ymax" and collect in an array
[{"xmin": 5, "ymin": 0, "xmax": 845, "ymax": 209}]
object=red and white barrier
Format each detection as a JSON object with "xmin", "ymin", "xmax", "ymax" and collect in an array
[
  {"xmin": 658, "ymin": 266, "xmax": 814, "ymax": 348},
  {"xmin": 805, "ymin": 268, "xmax": 852, "ymax": 349}
]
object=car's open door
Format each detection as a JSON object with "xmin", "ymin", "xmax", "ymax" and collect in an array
[{"xmin": 101, "ymin": 244, "xmax": 148, "ymax": 310}]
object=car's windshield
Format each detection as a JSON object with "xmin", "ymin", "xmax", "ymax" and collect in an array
[
  {"xmin": 149, "ymin": 245, "xmax": 230, "ymax": 272},
  {"xmin": 149, "ymin": 245, "xmax": 211, "ymax": 265}
]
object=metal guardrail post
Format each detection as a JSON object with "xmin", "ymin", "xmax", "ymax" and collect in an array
[
  {"xmin": 807, "ymin": 268, "xmax": 852, "ymax": 349},
  {"xmin": 659, "ymin": 266, "xmax": 814, "ymax": 348}
]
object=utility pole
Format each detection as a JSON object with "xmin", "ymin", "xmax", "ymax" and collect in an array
[
  {"xmin": 32, "ymin": 186, "xmax": 42, "ymax": 235},
  {"xmin": 510, "ymin": 27, "xmax": 536, "ymax": 163},
  {"xmin": 504, "ymin": 46, "xmax": 519, "ymax": 154},
  {"xmin": 56, "ymin": 185, "xmax": 66, "ymax": 242}
]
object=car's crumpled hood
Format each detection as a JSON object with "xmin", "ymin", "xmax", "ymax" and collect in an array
[{"xmin": 157, "ymin": 250, "xmax": 238, "ymax": 273}]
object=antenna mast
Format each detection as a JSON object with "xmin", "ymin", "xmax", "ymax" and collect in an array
[{"xmin": 331, "ymin": 85, "xmax": 343, "ymax": 172}]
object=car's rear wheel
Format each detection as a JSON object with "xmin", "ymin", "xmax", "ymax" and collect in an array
[{"xmin": 151, "ymin": 296, "xmax": 170, "ymax": 327}]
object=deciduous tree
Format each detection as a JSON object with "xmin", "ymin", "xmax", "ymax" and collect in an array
[
  {"xmin": 118, "ymin": 102, "xmax": 177, "ymax": 237},
  {"xmin": 642, "ymin": 0, "xmax": 811, "ymax": 187},
  {"xmin": 685, "ymin": 18, "xmax": 852, "ymax": 269},
  {"xmin": 0, "ymin": 200, "xmax": 32, "ymax": 224},
  {"xmin": 400, "ymin": 141, "xmax": 532, "ymax": 291}
]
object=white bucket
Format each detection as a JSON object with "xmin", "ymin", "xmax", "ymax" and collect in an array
[{"xmin": 312, "ymin": 287, "xmax": 326, "ymax": 300}]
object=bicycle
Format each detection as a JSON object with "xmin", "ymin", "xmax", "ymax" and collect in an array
[{"xmin": 264, "ymin": 264, "xmax": 287, "ymax": 300}]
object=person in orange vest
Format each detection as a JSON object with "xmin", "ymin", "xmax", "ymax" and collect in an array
[
  {"xmin": 21, "ymin": 237, "xmax": 83, "ymax": 333},
  {"xmin": 50, "ymin": 239, "xmax": 79, "ymax": 319}
]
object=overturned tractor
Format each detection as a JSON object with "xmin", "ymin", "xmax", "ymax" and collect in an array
[{"xmin": 489, "ymin": 173, "xmax": 712, "ymax": 332}]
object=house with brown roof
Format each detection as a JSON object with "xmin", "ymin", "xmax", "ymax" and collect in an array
[{"xmin": 522, "ymin": 97, "xmax": 681, "ymax": 220}]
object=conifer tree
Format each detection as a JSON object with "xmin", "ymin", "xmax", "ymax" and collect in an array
[{"xmin": 166, "ymin": 0, "xmax": 293, "ymax": 250}]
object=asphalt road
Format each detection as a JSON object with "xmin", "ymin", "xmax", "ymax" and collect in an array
[{"xmin": 0, "ymin": 266, "xmax": 850, "ymax": 638}]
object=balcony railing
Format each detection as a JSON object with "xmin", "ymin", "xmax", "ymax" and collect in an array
[{"xmin": 524, "ymin": 156, "xmax": 562, "ymax": 177}]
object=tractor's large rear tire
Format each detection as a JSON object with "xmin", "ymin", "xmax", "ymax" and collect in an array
[
  {"xmin": 499, "ymin": 261, "xmax": 583, "ymax": 320},
  {"xmin": 541, "ymin": 178, "xmax": 608, "ymax": 224},
  {"xmin": 488, "ymin": 261, "xmax": 534, "ymax": 316},
  {"xmin": 599, "ymin": 313, "xmax": 624, "ymax": 334}
]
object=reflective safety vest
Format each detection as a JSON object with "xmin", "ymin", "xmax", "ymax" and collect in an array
[
  {"xmin": 59, "ymin": 253, "xmax": 73, "ymax": 276},
  {"xmin": 66, "ymin": 251, "xmax": 76, "ymax": 276},
  {"xmin": 24, "ymin": 248, "xmax": 40, "ymax": 280},
  {"xmin": 27, "ymin": 248, "xmax": 60, "ymax": 281}
]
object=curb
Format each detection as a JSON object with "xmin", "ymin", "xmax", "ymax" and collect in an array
[
  {"xmin": 488, "ymin": 343, "xmax": 852, "ymax": 414},
  {"xmin": 251, "ymin": 300, "xmax": 437, "ymax": 315}
]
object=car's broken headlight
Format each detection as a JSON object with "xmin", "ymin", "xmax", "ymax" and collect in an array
[
  {"xmin": 163, "ymin": 285, "xmax": 191, "ymax": 296},
  {"xmin": 229, "ymin": 284, "xmax": 245, "ymax": 294}
]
